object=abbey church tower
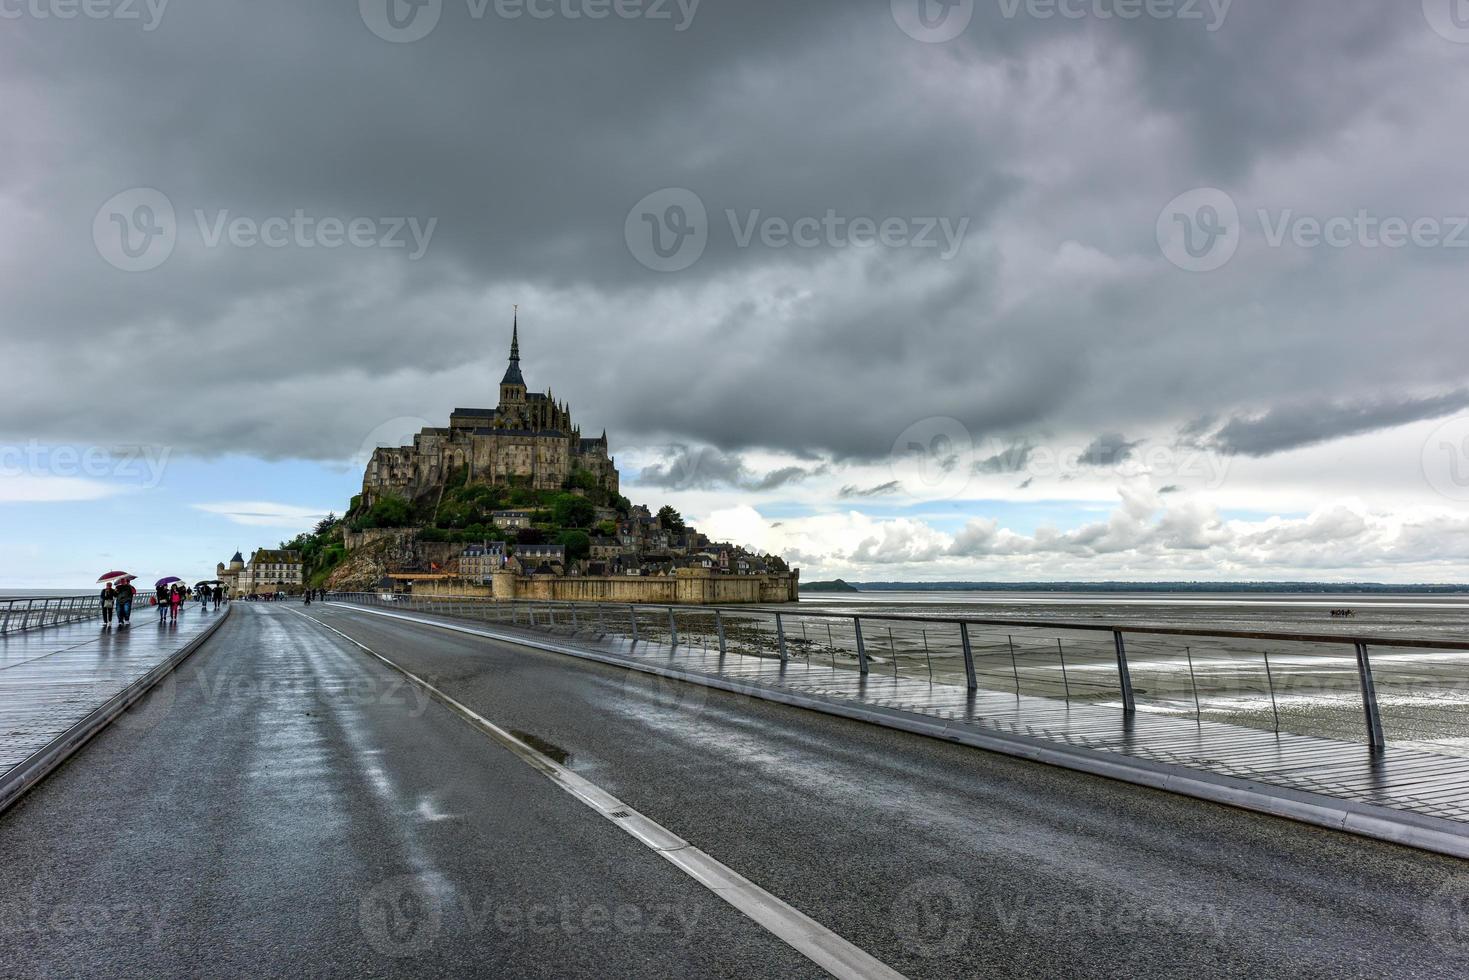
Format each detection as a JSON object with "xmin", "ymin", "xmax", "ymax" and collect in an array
[
  {"xmin": 498, "ymin": 309, "xmax": 528, "ymax": 428},
  {"xmin": 359, "ymin": 309, "xmax": 619, "ymax": 508}
]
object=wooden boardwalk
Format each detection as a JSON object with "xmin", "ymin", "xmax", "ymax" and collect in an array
[
  {"xmin": 460, "ymin": 615, "xmax": 1469, "ymax": 827},
  {"xmin": 0, "ymin": 604, "xmax": 224, "ymax": 779}
]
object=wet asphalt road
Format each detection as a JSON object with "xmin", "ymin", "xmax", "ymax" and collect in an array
[{"xmin": 5, "ymin": 602, "xmax": 1469, "ymax": 978}]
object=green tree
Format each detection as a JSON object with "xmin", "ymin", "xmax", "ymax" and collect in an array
[
  {"xmin": 356, "ymin": 494, "xmax": 411, "ymax": 529},
  {"xmin": 657, "ymin": 505, "xmax": 686, "ymax": 534},
  {"xmin": 553, "ymin": 494, "xmax": 597, "ymax": 529},
  {"xmin": 557, "ymin": 530, "xmax": 591, "ymax": 561}
]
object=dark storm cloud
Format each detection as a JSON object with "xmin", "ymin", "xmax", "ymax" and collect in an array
[
  {"xmin": 1078, "ymin": 433, "xmax": 1141, "ymax": 467},
  {"xmin": 635, "ymin": 446, "xmax": 822, "ymax": 492},
  {"xmin": 1201, "ymin": 391, "xmax": 1469, "ymax": 458},
  {"xmin": 1, "ymin": 0, "xmax": 1464, "ymax": 465},
  {"xmin": 840, "ymin": 482, "xmax": 901, "ymax": 499}
]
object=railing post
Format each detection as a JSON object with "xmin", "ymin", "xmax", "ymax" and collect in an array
[
  {"xmin": 715, "ymin": 609, "xmax": 726, "ymax": 655},
  {"xmin": 854, "ymin": 617, "xmax": 868, "ymax": 675},
  {"xmin": 959, "ymin": 622, "xmax": 978, "ymax": 692},
  {"xmin": 1113, "ymin": 630, "xmax": 1136, "ymax": 713},
  {"xmin": 668, "ymin": 607, "xmax": 679, "ymax": 648},
  {"xmin": 629, "ymin": 605, "xmax": 639, "ymax": 644},
  {"xmin": 1354, "ymin": 641, "xmax": 1387, "ymax": 751},
  {"xmin": 775, "ymin": 612, "xmax": 787, "ymax": 663}
]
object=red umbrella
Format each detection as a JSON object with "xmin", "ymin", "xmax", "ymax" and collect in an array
[{"xmin": 97, "ymin": 571, "xmax": 135, "ymax": 583}]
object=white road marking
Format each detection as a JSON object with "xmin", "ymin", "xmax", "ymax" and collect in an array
[{"xmin": 290, "ymin": 609, "xmax": 909, "ymax": 980}]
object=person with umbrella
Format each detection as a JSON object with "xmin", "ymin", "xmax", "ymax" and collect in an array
[
  {"xmin": 155, "ymin": 579, "xmax": 171, "ymax": 624},
  {"xmin": 112, "ymin": 575, "xmax": 136, "ymax": 626},
  {"xmin": 99, "ymin": 580, "xmax": 116, "ymax": 628}
]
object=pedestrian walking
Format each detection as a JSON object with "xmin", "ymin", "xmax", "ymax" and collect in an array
[
  {"xmin": 115, "ymin": 578, "xmax": 134, "ymax": 626},
  {"xmin": 169, "ymin": 583, "xmax": 183, "ymax": 623},
  {"xmin": 157, "ymin": 582, "xmax": 170, "ymax": 624},
  {"xmin": 100, "ymin": 582, "xmax": 115, "ymax": 627},
  {"xmin": 199, "ymin": 586, "xmax": 209, "ymax": 612},
  {"xmin": 212, "ymin": 586, "xmax": 222, "ymax": 609}
]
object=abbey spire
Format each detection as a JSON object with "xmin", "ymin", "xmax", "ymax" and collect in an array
[{"xmin": 501, "ymin": 307, "xmax": 525, "ymax": 388}]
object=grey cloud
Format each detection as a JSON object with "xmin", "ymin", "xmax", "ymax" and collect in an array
[
  {"xmin": 1202, "ymin": 392, "xmax": 1469, "ymax": 458},
  {"xmin": 635, "ymin": 446, "xmax": 821, "ymax": 493},
  {"xmin": 839, "ymin": 482, "xmax": 902, "ymax": 499},
  {"xmin": 0, "ymin": 0, "xmax": 1464, "ymax": 469},
  {"xmin": 1078, "ymin": 434, "xmax": 1142, "ymax": 467},
  {"xmin": 975, "ymin": 444, "xmax": 1035, "ymax": 475}
]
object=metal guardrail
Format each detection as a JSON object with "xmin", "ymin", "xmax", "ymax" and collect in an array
[
  {"xmin": 0, "ymin": 595, "xmax": 105, "ymax": 635},
  {"xmin": 326, "ymin": 592, "xmax": 1469, "ymax": 754}
]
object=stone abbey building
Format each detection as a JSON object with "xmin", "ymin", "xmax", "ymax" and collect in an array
[{"xmin": 360, "ymin": 314, "xmax": 619, "ymax": 507}]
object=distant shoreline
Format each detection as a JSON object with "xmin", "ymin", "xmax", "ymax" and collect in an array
[{"xmin": 802, "ymin": 581, "xmax": 1469, "ymax": 596}]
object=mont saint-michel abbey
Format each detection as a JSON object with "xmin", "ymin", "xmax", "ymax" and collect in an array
[{"xmin": 361, "ymin": 315, "xmax": 619, "ymax": 506}]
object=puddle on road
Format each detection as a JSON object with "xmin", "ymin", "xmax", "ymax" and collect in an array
[{"xmin": 510, "ymin": 729, "xmax": 573, "ymax": 766}]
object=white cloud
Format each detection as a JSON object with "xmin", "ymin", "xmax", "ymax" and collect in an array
[
  {"xmin": 0, "ymin": 474, "xmax": 129, "ymax": 504},
  {"xmin": 192, "ymin": 501, "xmax": 331, "ymax": 529}
]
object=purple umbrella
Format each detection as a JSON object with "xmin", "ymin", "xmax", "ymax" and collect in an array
[{"xmin": 155, "ymin": 576, "xmax": 183, "ymax": 588}]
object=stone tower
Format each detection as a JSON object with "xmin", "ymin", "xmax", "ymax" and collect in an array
[{"xmin": 498, "ymin": 309, "xmax": 527, "ymax": 424}]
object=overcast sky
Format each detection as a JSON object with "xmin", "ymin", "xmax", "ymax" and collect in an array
[{"xmin": 4, "ymin": 0, "xmax": 1469, "ymax": 586}]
